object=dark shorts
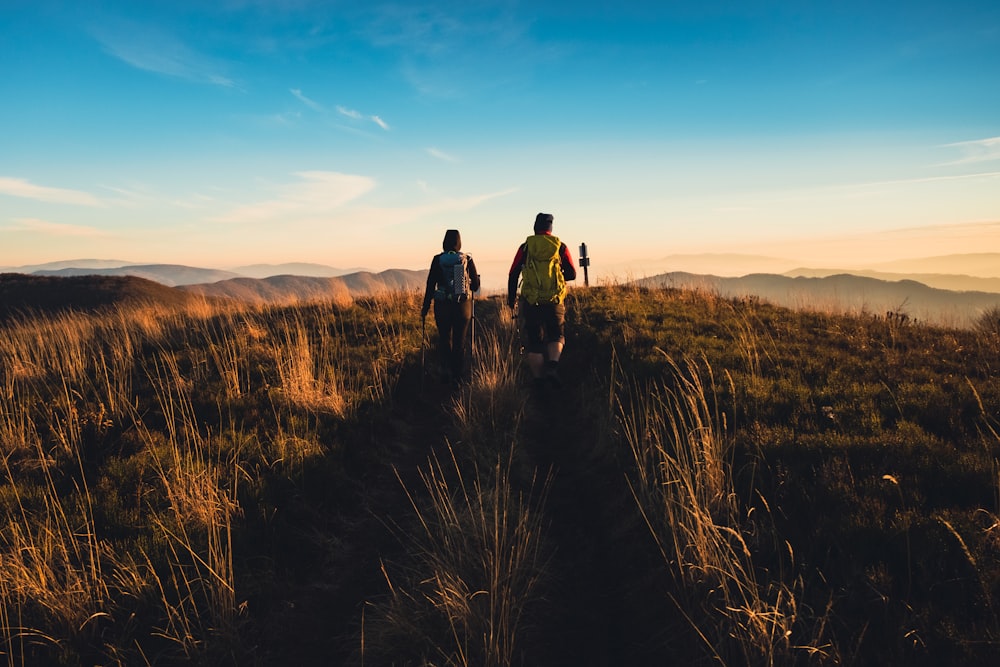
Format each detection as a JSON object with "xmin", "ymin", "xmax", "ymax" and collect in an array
[{"xmin": 519, "ymin": 300, "xmax": 565, "ymax": 354}]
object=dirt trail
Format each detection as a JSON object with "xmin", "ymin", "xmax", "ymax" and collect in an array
[
  {"xmin": 255, "ymin": 299, "xmax": 675, "ymax": 665},
  {"xmin": 519, "ymin": 362, "xmax": 675, "ymax": 665}
]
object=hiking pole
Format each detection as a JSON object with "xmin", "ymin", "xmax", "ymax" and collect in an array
[
  {"xmin": 470, "ymin": 278, "xmax": 478, "ymax": 366},
  {"xmin": 420, "ymin": 314, "xmax": 426, "ymax": 391}
]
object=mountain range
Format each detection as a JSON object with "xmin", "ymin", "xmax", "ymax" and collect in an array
[
  {"xmin": 651, "ymin": 252, "xmax": 1000, "ymax": 279},
  {"xmin": 3, "ymin": 253, "xmax": 999, "ymax": 327},
  {"xmin": 7, "ymin": 260, "xmax": 367, "ymax": 286},
  {"xmin": 179, "ymin": 270, "xmax": 426, "ymax": 305},
  {"xmin": 639, "ymin": 271, "xmax": 1000, "ymax": 327}
]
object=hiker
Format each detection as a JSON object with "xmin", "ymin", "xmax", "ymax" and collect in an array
[
  {"xmin": 421, "ymin": 229, "xmax": 480, "ymax": 384},
  {"xmin": 507, "ymin": 212, "xmax": 577, "ymax": 388}
]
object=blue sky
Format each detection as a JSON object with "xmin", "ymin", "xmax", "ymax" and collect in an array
[{"xmin": 2, "ymin": 0, "xmax": 998, "ymax": 284}]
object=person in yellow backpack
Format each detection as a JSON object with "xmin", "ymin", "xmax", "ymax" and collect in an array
[
  {"xmin": 422, "ymin": 229, "xmax": 480, "ymax": 385},
  {"xmin": 507, "ymin": 212, "xmax": 577, "ymax": 388}
]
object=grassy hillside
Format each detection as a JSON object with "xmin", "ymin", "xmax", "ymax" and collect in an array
[
  {"xmin": 639, "ymin": 271, "xmax": 1000, "ymax": 328},
  {"xmin": 0, "ymin": 273, "xmax": 204, "ymax": 321},
  {"xmin": 1, "ymin": 284, "xmax": 999, "ymax": 665},
  {"xmin": 179, "ymin": 269, "xmax": 425, "ymax": 305}
]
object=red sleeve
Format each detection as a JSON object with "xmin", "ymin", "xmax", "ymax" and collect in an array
[
  {"xmin": 507, "ymin": 244, "xmax": 526, "ymax": 307},
  {"xmin": 508, "ymin": 244, "xmax": 526, "ymax": 275}
]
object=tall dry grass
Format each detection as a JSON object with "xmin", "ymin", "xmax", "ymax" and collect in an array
[
  {"xmin": 365, "ymin": 441, "xmax": 549, "ymax": 667},
  {"xmin": 0, "ymin": 289, "xmax": 435, "ymax": 663},
  {"xmin": 617, "ymin": 351, "xmax": 827, "ymax": 664},
  {"xmin": 449, "ymin": 316, "xmax": 525, "ymax": 455},
  {"xmin": 15, "ymin": 283, "xmax": 993, "ymax": 663}
]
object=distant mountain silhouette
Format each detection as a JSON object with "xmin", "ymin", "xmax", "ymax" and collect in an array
[
  {"xmin": 870, "ymin": 253, "xmax": 1000, "ymax": 278},
  {"xmin": 2, "ymin": 259, "xmax": 134, "ymax": 273},
  {"xmin": 32, "ymin": 264, "xmax": 241, "ymax": 286},
  {"xmin": 785, "ymin": 268, "xmax": 1000, "ymax": 294},
  {"xmin": 179, "ymin": 269, "xmax": 426, "ymax": 304},
  {"xmin": 229, "ymin": 263, "xmax": 364, "ymax": 279},
  {"xmin": 0, "ymin": 273, "xmax": 200, "ymax": 321},
  {"xmin": 651, "ymin": 253, "xmax": 799, "ymax": 276},
  {"xmin": 9, "ymin": 256, "xmax": 998, "ymax": 327},
  {"xmin": 644, "ymin": 252, "xmax": 1000, "ymax": 281},
  {"xmin": 640, "ymin": 272, "xmax": 1000, "ymax": 327}
]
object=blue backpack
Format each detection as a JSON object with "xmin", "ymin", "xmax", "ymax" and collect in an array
[{"xmin": 435, "ymin": 251, "xmax": 470, "ymax": 301}]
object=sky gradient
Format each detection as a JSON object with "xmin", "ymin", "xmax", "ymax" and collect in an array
[{"xmin": 2, "ymin": 0, "xmax": 999, "ymax": 285}]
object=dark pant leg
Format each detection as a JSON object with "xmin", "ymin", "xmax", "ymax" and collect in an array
[
  {"xmin": 449, "ymin": 300, "xmax": 472, "ymax": 378},
  {"xmin": 434, "ymin": 300, "xmax": 472, "ymax": 379},
  {"xmin": 520, "ymin": 302, "xmax": 547, "ymax": 354},
  {"xmin": 433, "ymin": 301, "xmax": 453, "ymax": 376}
]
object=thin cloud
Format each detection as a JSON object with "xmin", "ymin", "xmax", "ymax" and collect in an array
[
  {"xmin": 336, "ymin": 105, "xmax": 363, "ymax": 120},
  {"xmin": 269, "ymin": 111, "xmax": 302, "ymax": 126},
  {"xmin": 434, "ymin": 187, "xmax": 517, "ymax": 212},
  {"xmin": 4, "ymin": 218, "xmax": 107, "ymax": 237},
  {"xmin": 291, "ymin": 88, "xmax": 324, "ymax": 111},
  {"xmin": 336, "ymin": 105, "xmax": 389, "ymax": 131},
  {"xmin": 362, "ymin": 5, "xmax": 544, "ymax": 99},
  {"xmin": 353, "ymin": 187, "xmax": 519, "ymax": 228},
  {"xmin": 877, "ymin": 219, "xmax": 1000, "ymax": 237},
  {"xmin": 0, "ymin": 177, "xmax": 102, "ymax": 206},
  {"xmin": 426, "ymin": 147, "xmax": 459, "ymax": 162},
  {"xmin": 91, "ymin": 20, "xmax": 235, "ymax": 87},
  {"xmin": 940, "ymin": 136, "xmax": 1000, "ymax": 165},
  {"xmin": 210, "ymin": 171, "xmax": 376, "ymax": 224},
  {"xmin": 850, "ymin": 170, "xmax": 1000, "ymax": 189}
]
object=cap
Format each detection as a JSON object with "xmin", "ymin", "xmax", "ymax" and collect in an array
[{"xmin": 533, "ymin": 213, "xmax": 554, "ymax": 233}]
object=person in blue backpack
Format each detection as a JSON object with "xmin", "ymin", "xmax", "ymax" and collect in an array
[
  {"xmin": 507, "ymin": 212, "xmax": 577, "ymax": 389},
  {"xmin": 421, "ymin": 229, "xmax": 480, "ymax": 385}
]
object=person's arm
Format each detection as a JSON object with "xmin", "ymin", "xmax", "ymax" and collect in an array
[
  {"xmin": 421, "ymin": 255, "xmax": 439, "ymax": 317},
  {"xmin": 466, "ymin": 255, "xmax": 481, "ymax": 294},
  {"xmin": 507, "ymin": 244, "xmax": 526, "ymax": 308},
  {"xmin": 559, "ymin": 243, "xmax": 577, "ymax": 281}
]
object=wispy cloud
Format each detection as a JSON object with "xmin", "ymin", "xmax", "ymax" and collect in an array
[
  {"xmin": 353, "ymin": 187, "xmax": 519, "ymax": 228},
  {"xmin": 849, "ymin": 170, "xmax": 1000, "ymax": 189},
  {"xmin": 3, "ymin": 218, "xmax": 107, "ymax": 237},
  {"xmin": 210, "ymin": 171, "xmax": 376, "ymax": 224},
  {"xmin": 291, "ymin": 88, "xmax": 323, "ymax": 111},
  {"xmin": 361, "ymin": 4, "xmax": 544, "ymax": 99},
  {"xmin": 336, "ymin": 105, "xmax": 390, "ymax": 130},
  {"xmin": 91, "ymin": 20, "xmax": 235, "ymax": 87},
  {"xmin": 426, "ymin": 147, "xmax": 459, "ymax": 162},
  {"xmin": 0, "ymin": 177, "xmax": 102, "ymax": 206},
  {"xmin": 941, "ymin": 136, "xmax": 1000, "ymax": 165},
  {"xmin": 431, "ymin": 187, "xmax": 517, "ymax": 212},
  {"xmin": 336, "ymin": 105, "xmax": 363, "ymax": 120},
  {"xmin": 269, "ymin": 111, "xmax": 302, "ymax": 126}
]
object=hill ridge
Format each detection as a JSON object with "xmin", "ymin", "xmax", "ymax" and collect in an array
[{"xmin": 0, "ymin": 272, "xmax": 201, "ymax": 320}]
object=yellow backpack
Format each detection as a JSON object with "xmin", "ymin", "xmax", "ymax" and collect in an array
[{"xmin": 520, "ymin": 234, "xmax": 566, "ymax": 305}]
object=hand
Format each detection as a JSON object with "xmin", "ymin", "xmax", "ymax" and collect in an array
[{"xmin": 420, "ymin": 306, "xmax": 429, "ymax": 319}]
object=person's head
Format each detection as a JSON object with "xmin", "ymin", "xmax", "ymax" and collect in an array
[
  {"xmin": 533, "ymin": 212, "xmax": 554, "ymax": 234},
  {"xmin": 442, "ymin": 229, "xmax": 461, "ymax": 251}
]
